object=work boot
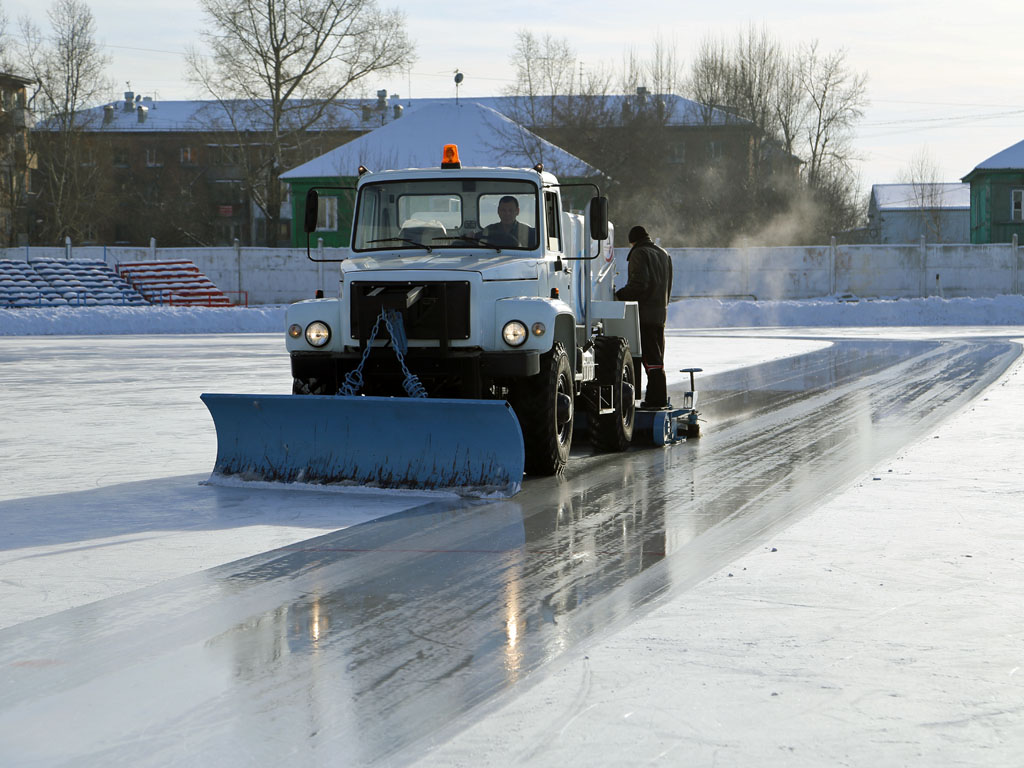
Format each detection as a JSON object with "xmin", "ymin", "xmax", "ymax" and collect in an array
[{"xmin": 642, "ymin": 370, "xmax": 668, "ymax": 409}]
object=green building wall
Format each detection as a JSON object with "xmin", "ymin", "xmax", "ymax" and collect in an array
[
  {"xmin": 288, "ymin": 177, "xmax": 358, "ymax": 248},
  {"xmin": 965, "ymin": 169, "xmax": 1024, "ymax": 244}
]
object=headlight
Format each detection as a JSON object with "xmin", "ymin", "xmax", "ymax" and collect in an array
[
  {"xmin": 288, "ymin": 323, "xmax": 302, "ymax": 339},
  {"xmin": 502, "ymin": 320, "xmax": 528, "ymax": 347},
  {"xmin": 531, "ymin": 322, "xmax": 546, "ymax": 337},
  {"xmin": 305, "ymin": 321, "xmax": 331, "ymax": 347}
]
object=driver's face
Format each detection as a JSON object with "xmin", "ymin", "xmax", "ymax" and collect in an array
[{"xmin": 497, "ymin": 201, "xmax": 519, "ymax": 225}]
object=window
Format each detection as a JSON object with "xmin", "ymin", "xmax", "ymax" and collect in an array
[
  {"xmin": 210, "ymin": 144, "xmax": 241, "ymax": 166},
  {"xmin": 544, "ymin": 191, "xmax": 562, "ymax": 253},
  {"xmin": 213, "ymin": 180, "xmax": 244, "ymax": 204},
  {"xmin": 1012, "ymin": 189, "xmax": 1023, "ymax": 222},
  {"xmin": 317, "ymin": 196, "xmax": 338, "ymax": 231},
  {"xmin": 145, "ymin": 148, "xmax": 162, "ymax": 167},
  {"xmin": 671, "ymin": 142, "xmax": 686, "ymax": 164},
  {"xmin": 180, "ymin": 147, "xmax": 196, "ymax": 165},
  {"xmin": 707, "ymin": 141, "xmax": 723, "ymax": 162},
  {"xmin": 214, "ymin": 221, "xmax": 241, "ymax": 246},
  {"xmin": 113, "ymin": 148, "xmax": 129, "ymax": 167},
  {"xmin": 351, "ymin": 178, "xmax": 538, "ymax": 252},
  {"xmin": 398, "ymin": 194, "xmax": 462, "ymax": 230}
]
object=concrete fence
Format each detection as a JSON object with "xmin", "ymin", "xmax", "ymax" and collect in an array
[
  {"xmin": 4, "ymin": 236, "xmax": 1021, "ymax": 306},
  {"xmin": 666, "ymin": 236, "xmax": 1022, "ymax": 301}
]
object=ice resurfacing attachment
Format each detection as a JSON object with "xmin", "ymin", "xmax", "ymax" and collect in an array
[{"xmin": 201, "ymin": 393, "xmax": 525, "ymax": 496}]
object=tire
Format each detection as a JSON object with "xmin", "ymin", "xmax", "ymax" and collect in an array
[
  {"xmin": 512, "ymin": 342, "xmax": 574, "ymax": 476},
  {"xmin": 588, "ymin": 336, "xmax": 636, "ymax": 452}
]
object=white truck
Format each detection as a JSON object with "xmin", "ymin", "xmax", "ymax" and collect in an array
[{"xmin": 202, "ymin": 145, "xmax": 696, "ymax": 496}]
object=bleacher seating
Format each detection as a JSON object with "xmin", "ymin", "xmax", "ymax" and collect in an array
[
  {"xmin": 0, "ymin": 259, "xmax": 148, "ymax": 308},
  {"xmin": 117, "ymin": 260, "xmax": 234, "ymax": 307}
]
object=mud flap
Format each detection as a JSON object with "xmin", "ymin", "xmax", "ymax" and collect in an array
[{"xmin": 201, "ymin": 393, "xmax": 525, "ymax": 496}]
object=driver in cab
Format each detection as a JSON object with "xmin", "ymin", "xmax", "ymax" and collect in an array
[{"xmin": 481, "ymin": 195, "xmax": 536, "ymax": 248}]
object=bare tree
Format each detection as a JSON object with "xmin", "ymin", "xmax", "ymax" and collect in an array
[
  {"xmin": 799, "ymin": 42, "xmax": 867, "ymax": 189},
  {"xmin": 499, "ymin": 29, "xmax": 616, "ymax": 174},
  {"xmin": 18, "ymin": 0, "xmax": 111, "ymax": 243},
  {"xmin": 619, "ymin": 36, "xmax": 685, "ymax": 98},
  {"xmin": 898, "ymin": 146, "xmax": 946, "ymax": 241},
  {"xmin": 0, "ymin": 3, "xmax": 11, "ymax": 71},
  {"xmin": 501, "ymin": 30, "xmax": 695, "ymax": 235},
  {"xmin": 187, "ymin": 0, "xmax": 414, "ymax": 245},
  {"xmin": 771, "ymin": 49, "xmax": 807, "ymax": 158},
  {"xmin": 687, "ymin": 26, "xmax": 783, "ymax": 133},
  {"xmin": 685, "ymin": 29, "xmax": 868, "ymax": 242},
  {"xmin": 796, "ymin": 42, "xmax": 867, "ymax": 238}
]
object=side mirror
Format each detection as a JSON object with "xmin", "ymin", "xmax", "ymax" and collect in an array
[
  {"xmin": 589, "ymin": 196, "xmax": 609, "ymax": 241},
  {"xmin": 303, "ymin": 189, "xmax": 319, "ymax": 234}
]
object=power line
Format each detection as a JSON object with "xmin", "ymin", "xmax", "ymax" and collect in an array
[
  {"xmin": 863, "ymin": 108, "xmax": 1024, "ymax": 128},
  {"xmin": 103, "ymin": 43, "xmax": 187, "ymax": 56},
  {"xmin": 871, "ymin": 98, "xmax": 1024, "ymax": 109}
]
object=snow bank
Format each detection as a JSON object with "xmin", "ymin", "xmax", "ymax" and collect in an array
[
  {"xmin": 667, "ymin": 295, "xmax": 1024, "ymax": 328},
  {"xmin": 0, "ymin": 305, "xmax": 286, "ymax": 335},
  {"xmin": 3, "ymin": 295, "xmax": 1024, "ymax": 336}
]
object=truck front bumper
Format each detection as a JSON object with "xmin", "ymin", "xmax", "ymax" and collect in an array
[{"xmin": 290, "ymin": 348, "xmax": 541, "ymax": 397}]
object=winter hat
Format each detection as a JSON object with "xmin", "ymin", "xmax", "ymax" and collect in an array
[{"xmin": 628, "ymin": 225, "xmax": 649, "ymax": 243}]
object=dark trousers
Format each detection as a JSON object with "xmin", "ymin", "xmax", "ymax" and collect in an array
[{"xmin": 637, "ymin": 320, "xmax": 667, "ymax": 407}]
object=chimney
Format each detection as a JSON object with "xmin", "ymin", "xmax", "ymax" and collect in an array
[
  {"xmin": 393, "ymin": 104, "xmax": 404, "ymax": 120},
  {"xmin": 124, "ymin": 91, "xmax": 135, "ymax": 111},
  {"xmin": 103, "ymin": 104, "xmax": 115, "ymax": 124},
  {"xmin": 137, "ymin": 105, "xmax": 148, "ymax": 123}
]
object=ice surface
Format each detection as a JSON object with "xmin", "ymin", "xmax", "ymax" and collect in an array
[{"xmin": 1, "ymin": 301, "xmax": 1023, "ymax": 765}]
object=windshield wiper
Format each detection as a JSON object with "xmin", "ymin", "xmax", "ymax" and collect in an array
[
  {"xmin": 366, "ymin": 237, "xmax": 433, "ymax": 253},
  {"xmin": 431, "ymin": 235, "xmax": 502, "ymax": 253}
]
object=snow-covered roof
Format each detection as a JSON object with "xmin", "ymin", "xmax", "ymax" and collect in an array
[
  {"xmin": 871, "ymin": 183, "xmax": 970, "ymax": 210},
  {"xmin": 970, "ymin": 138, "xmax": 1024, "ymax": 172},
  {"xmin": 280, "ymin": 101, "xmax": 600, "ymax": 180},
  {"xmin": 45, "ymin": 91, "xmax": 746, "ymax": 134},
  {"xmin": 36, "ymin": 97, "xmax": 364, "ymax": 133},
  {"xmin": 397, "ymin": 94, "xmax": 748, "ymax": 129}
]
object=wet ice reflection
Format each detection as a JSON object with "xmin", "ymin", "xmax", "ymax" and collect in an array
[{"xmin": 1, "ymin": 337, "xmax": 1017, "ymax": 766}]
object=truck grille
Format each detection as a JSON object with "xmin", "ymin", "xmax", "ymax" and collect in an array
[{"xmin": 350, "ymin": 281, "xmax": 471, "ymax": 341}]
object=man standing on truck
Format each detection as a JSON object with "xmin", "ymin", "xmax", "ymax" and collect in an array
[
  {"xmin": 615, "ymin": 225, "xmax": 673, "ymax": 408},
  {"xmin": 482, "ymin": 195, "xmax": 535, "ymax": 248}
]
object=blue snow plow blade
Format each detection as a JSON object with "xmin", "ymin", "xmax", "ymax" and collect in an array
[{"xmin": 201, "ymin": 393, "xmax": 525, "ymax": 496}]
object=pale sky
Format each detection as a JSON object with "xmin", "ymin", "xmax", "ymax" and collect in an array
[{"xmin": 6, "ymin": 0, "xmax": 1023, "ymax": 194}]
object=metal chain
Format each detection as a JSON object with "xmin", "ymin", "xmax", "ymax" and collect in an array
[
  {"xmin": 382, "ymin": 310, "xmax": 428, "ymax": 398},
  {"xmin": 337, "ymin": 308, "xmax": 427, "ymax": 398},
  {"xmin": 337, "ymin": 312, "xmax": 384, "ymax": 396}
]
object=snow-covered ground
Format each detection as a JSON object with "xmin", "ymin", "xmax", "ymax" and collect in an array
[
  {"xmin": 5, "ymin": 294, "xmax": 1024, "ymax": 336},
  {"xmin": 2, "ymin": 298, "xmax": 1023, "ymax": 765}
]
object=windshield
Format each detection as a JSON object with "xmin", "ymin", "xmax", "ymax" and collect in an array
[{"xmin": 352, "ymin": 178, "xmax": 540, "ymax": 253}]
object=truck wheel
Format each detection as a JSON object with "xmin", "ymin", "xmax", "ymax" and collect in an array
[
  {"xmin": 513, "ymin": 342, "xmax": 574, "ymax": 476},
  {"xmin": 589, "ymin": 336, "xmax": 636, "ymax": 452}
]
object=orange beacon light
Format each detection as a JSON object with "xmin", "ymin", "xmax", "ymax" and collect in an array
[{"xmin": 441, "ymin": 144, "xmax": 461, "ymax": 169}]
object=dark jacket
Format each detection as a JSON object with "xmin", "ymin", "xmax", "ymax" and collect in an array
[
  {"xmin": 482, "ymin": 220, "xmax": 536, "ymax": 248},
  {"xmin": 615, "ymin": 237, "xmax": 673, "ymax": 324}
]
